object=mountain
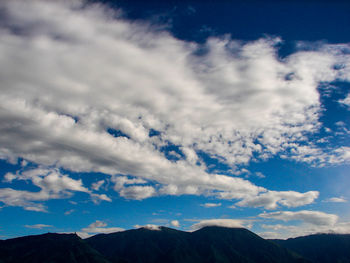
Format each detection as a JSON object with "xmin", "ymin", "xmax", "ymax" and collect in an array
[
  {"xmin": 86, "ymin": 226, "xmax": 309, "ymax": 263},
  {"xmin": 189, "ymin": 226, "xmax": 308, "ymax": 263},
  {"xmin": 271, "ymin": 233, "xmax": 350, "ymax": 263},
  {"xmin": 86, "ymin": 227, "xmax": 195, "ymax": 263},
  {"xmin": 0, "ymin": 233, "xmax": 110, "ymax": 263}
]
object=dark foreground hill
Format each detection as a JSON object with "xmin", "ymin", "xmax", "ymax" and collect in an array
[
  {"xmin": 0, "ymin": 233, "xmax": 110, "ymax": 263},
  {"xmin": 0, "ymin": 226, "xmax": 329, "ymax": 263},
  {"xmin": 85, "ymin": 226, "xmax": 308, "ymax": 263},
  {"xmin": 271, "ymin": 233, "xmax": 350, "ymax": 263}
]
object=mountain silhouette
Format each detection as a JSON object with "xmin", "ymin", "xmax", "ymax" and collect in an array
[
  {"xmin": 271, "ymin": 233, "xmax": 350, "ymax": 263},
  {"xmin": 86, "ymin": 226, "xmax": 308, "ymax": 263},
  {"xmin": 0, "ymin": 233, "xmax": 110, "ymax": 263},
  {"xmin": 6, "ymin": 227, "xmax": 350, "ymax": 263}
]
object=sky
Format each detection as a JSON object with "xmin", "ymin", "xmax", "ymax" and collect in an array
[{"xmin": 0, "ymin": 0, "xmax": 350, "ymax": 240}]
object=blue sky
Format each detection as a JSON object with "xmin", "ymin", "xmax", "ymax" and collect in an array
[{"xmin": 1, "ymin": 0, "xmax": 350, "ymax": 239}]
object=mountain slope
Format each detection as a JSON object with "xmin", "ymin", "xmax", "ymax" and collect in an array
[
  {"xmin": 190, "ymin": 226, "xmax": 307, "ymax": 263},
  {"xmin": 271, "ymin": 234, "xmax": 350, "ymax": 263},
  {"xmin": 86, "ymin": 227, "xmax": 197, "ymax": 263},
  {"xmin": 86, "ymin": 226, "xmax": 309, "ymax": 263},
  {"xmin": 0, "ymin": 233, "xmax": 110, "ymax": 263}
]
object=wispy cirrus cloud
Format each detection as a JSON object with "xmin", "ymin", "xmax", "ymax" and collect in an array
[
  {"xmin": 201, "ymin": 203, "xmax": 222, "ymax": 208},
  {"xmin": 323, "ymin": 197, "xmax": 347, "ymax": 203},
  {"xmin": 259, "ymin": 210, "xmax": 338, "ymax": 226},
  {"xmin": 24, "ymin": 224, "xmax": 53, "ymax": 229}
]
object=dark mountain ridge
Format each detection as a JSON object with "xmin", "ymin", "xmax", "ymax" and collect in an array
[
  {"xmin": 271, "ymin": 233, "xmax": 350, "ymax": 263},
  {"xmin": 1, "ymin": 226, "xmax": 348, "ymax": 263},
  {"xmin": 0, "ymin": 233, "xmax": 110, "ymax": 263},
  {"xmin": 86, "ymin": 226, "xmax": 308, "ymax": 263}
]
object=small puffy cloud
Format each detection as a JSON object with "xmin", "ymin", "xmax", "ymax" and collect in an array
[
  {"xmin": 259, "ymin": 210, "xmax": 338, "ymax": 226},
  {"xmin": 3, "ymin": 173, "xmax": 17, "ymax": 183},
  {"xmin": 113, "ymin": 175, "xmax": 144, "ymax": 188},
  {"xmin": 24, "ymin": 224, "xmax": 52, "ymax": 229},
  {"xmin": 81, "ymin": 220, "xmax": 124, "ymax": 236},
  {"xmin": 119, "ymin": 185, "xmax": 156, "ymax": 200},
  {"xmin": 255, "ymin": 172, "xmax": 266, "ymax": 178},
  {"xmin": 64, "ymin": 209, "xmax": 75, "ymax": 215},
  {"xmin": 324, "ymin": 197, "xmax": 347, "ymax": 203},
  {"xmin": 191, "ymin": 219, "xmax": 250, "ymax": 231},
  {"xmin": 91, "ymin": 180, "xmax": 105, "ymax": 191},
  {"xmin": 201, "ymin": 203, "xmax": 222, "ymax": 208},
  {"xmin": 171, "ymin": 220, "xmax": 180, "ymax": 227},
  {"xmin": 339, "ymin": 94, "xmax": 350, "ymax": 108},
  {"xmin": 330, "ymin": 147, "xmax": 350, "ymax": 164},
  {"xmin": 91, "ymin": 193, "xmax": 112, "ymax": 204}
]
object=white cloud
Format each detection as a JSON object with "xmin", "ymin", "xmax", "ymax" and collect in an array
[
  {"xmin": 171, "ymin": 220, "xmax": 180, "ymax": 227},
  {"xmin": 261, "ymin": 224, "xmax": 298, "ymax": 231},
  {"xmin": 91, "ymin": 180, "xmax": 105, "ymax": 191},
  {"xmin": 191, "ymin": 219, "xmax": 251, "ymax": 231},
  {"xmin": 255, "ymin": 172, "xmax": 266, "ymax": 178},
  {"xmin": 24, "ymin": 224, "xmax": 52, "ymax": 229},
  {"xmin": 339, "ymin": 94, "xmax": 350, "ymax": 108},
  {"xmin": 91, "ymin": 193, "xmax": 112, "ymax": 203},
  {"xmin": 258, "ymin": 231, "xmax": 283, "ymax": 239},
  {"xmin": 119, "ymin": 185, "xmax": 156, "ymax": 200},
  {"xmin": 236, "ymin": 191, "xmax": 319, "ymax": 210},
  {"xmin": 81, "ymin": 220, "xmax": 124, "ymax": 236},
  {"xmin": 201, "ymin": 203, "xmax": 222, "ymax": 208},
  {"xmin": 259, "ymin": 210, "xmax": 338, "ymax": 226},
  {"xmin": 111, "ymin": 176, "xmax": 147, "ymax": 191},
  {"xmin": 0, "ymin": 167, "xmax": 111, "ymax": 211},
  {"xmin": 257, "ymin": 210, "xmax": 347, "ymax": 239},
  {"xmin": 0, "ymin": 0, "xmax": 349, "ymax": 208},
  {"xmin": 330, "ymin": 147, "xmax": 350, "ymax": 164},
  {"xmin": 0, "ymin": 188, "xmax": 46, "ymax": 212},
  {"xmin": 324, "ymin": 197, "xmax": 347, "ymax": 203},
  {"xmin": 258, "ymin": 222, "xmax": 350, "ymax": 239},
  {"xmin": 64, "ymin": 209, "xmax": 75, "ymax": 215},
  {"xmin": 134, "ymin": 224, "xmax": 161, "ymax": 230}
]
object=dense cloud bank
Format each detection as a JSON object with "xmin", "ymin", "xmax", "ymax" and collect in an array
[{"xmin": 0, "ymin": 1, "xmax": 350, "ymax": 212}]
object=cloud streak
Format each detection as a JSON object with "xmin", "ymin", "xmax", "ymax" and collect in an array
[
  {"xmin": 201, "ymin": 203, "xmax": 222, "ymax": 208},
  {"xmin": 259, "ymin": 210, "xmax": 338, "ymax": 226},
  {"xmin": 24, "ymin": 224, "xmax": 53, "ymax": 229},
  {"xmin": 191, "ymin": 219, "xmax": 251, "ymax": 230}
]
